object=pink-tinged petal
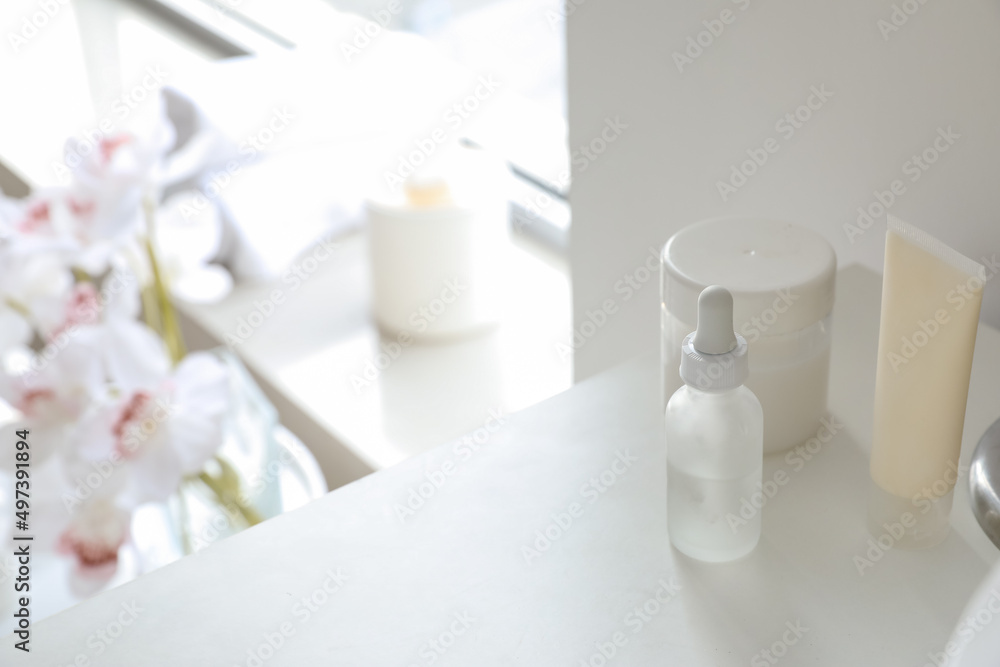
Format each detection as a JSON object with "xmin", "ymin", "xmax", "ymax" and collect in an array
[
  {"xmin": 17, "ymin": 200, "xmax": 51, "ymax": 234},
  {"xmin": 113, "ymin": 392, "xmax": 155, "ymax": 447},
  {"xmin": 48, "ymin": 283, "xmax": 101, "ymax": 339},
  {"xmin": 18, "ymin": 387, "xmax": 57, "ymax": 417},
  {"xmin": 99, "ymin": 135, "xmax": 134, "ymax": 165},
  {"xmin": 10, "ymin": 340, "xmax": 103, "ymax": 425},
  {"xmin": 68, "ymin": 197, "xmax": 95, "ymax": 219},
  {"xmin": 57, "ymin": 498, "xmax": 129, "ymax": 574},
  {"xmin": 111, "ymin": 390, "xmax": 173, "ymax": 461}
]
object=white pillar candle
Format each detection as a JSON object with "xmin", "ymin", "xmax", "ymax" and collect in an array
[{"xmin": 366, "ymin": 147, "xmax": 509, "ymax": 341}]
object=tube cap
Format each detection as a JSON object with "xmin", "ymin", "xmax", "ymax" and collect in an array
[{"xmin": 680, "ymin": 286, "xmax": 749, "ymax": 392}]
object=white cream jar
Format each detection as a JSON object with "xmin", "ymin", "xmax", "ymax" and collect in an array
[{"xmin": 661, "ymin": 218, "xmax": 836, "ymax": 455}]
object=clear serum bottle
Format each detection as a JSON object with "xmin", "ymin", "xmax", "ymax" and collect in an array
[{"xmin": 666, "ymin": 286, "xmax": 764, "ymax": 562}]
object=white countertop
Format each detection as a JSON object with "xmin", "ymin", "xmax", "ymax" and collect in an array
[
  {"xmin": 178, "ymin": 230, "xmax": 572, "ymax": 489},
  {"xmin": 5, "ymin": 264, "xmax": 1000, "ymax": 666}
]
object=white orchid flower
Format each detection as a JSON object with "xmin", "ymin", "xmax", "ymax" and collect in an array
[
  {"xmin": 57, "ymin": 495, "xmax": 131, "ymax": 581},
  {"xmin": 0, "ymin": 340, "xmax": 104, "ymax": 467},
  {"xmin": 73, "ymin": 351, "xmax": 230, "ymax": 508},
  {"xmin": 0, "ymin": 199, "xmax": 76, "ymax": 353},
  {"xmin": 0, "ymin": 110, "xmax": 243, "ymax": 583},
  {"xmin": 57, "ymin": 119, "xmax": 175, "ymax": 273}
]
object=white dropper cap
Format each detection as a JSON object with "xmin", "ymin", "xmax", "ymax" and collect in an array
[{"xmin": 679, "ymin": 286, "xmax": 749, "ymax": 392}]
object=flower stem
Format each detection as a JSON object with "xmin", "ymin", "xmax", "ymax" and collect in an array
[
  {"xmin": 139, "ymin": 280, "xmax": 163, "ymax": 339},
  {"xmin": 4, "ymin": 297, "xmax": 30, "ymax": 318},
  {"xmin": 176, "ymin": 484, "xmax": 194, "ymax": 555},
  {"xmin": 197, "ymin": 456, "xmax": 263, "ymax": 528},
  {"xmin": 142, "ymin": 196, "xmax": 186, "ymax": 365}
]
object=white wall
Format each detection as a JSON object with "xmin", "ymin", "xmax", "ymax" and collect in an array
[{"xmin": 568, "ymin": 0, "xmax": 1000, "ymax": 380}]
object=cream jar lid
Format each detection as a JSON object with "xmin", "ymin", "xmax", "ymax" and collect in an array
[{"xmin": 662, "ymin": 218, "xmax": 836, "ymax": 336}]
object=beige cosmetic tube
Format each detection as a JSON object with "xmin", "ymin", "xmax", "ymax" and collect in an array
[{"xmin": 869, "ymin": 216, "xmax": 987, "ymax": 549}]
